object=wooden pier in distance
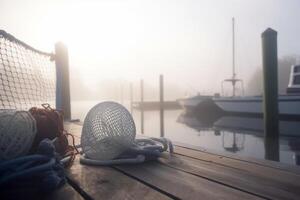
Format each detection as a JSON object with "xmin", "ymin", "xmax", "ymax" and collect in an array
[
  {"xmin": 132, "ymin": 101, "xmax": 180, "ymax": 110},
  {"xmin": 44, "ymin": 122, "xmax": 300, "ymax": 200}
]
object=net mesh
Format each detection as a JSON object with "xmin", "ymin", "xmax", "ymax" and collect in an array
[
  {"xmin": 0, "ymin": 30, "xmax": 56, "ymax": 110},
  {"xmin": 81, "ymin": 102, "xmax": 136, "ymax": 160}
]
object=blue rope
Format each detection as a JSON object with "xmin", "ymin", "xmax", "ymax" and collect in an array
[
  {"xmin": 0, "ymin": 139, "xmax": 66, "ymax": 193},
  {"xmin": 0, "ymin": 155, "xmax": 49, "ymax": 171},
  {"xmin": 80, "ymin": 154, "xmax": 146, "ymax": 166},
  {"xmin": 0, "ymin": 158, "xmax": 56, "ymax": 184}
]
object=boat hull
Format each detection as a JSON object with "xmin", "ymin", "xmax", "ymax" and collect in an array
[
  {"xmin": 213, "ymin": 95, "xmax": 300, "ymax": 117},
  {"xmin": 177, "ymin": 95, "xmax": 212, "ymax": 113}
]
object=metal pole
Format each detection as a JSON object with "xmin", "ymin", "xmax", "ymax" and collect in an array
[
  {"xmin": 130, "ymin": 82, "xmax": 133, "ymax": 114},
  {"xmin": 262, "ymin": 28, "xmax": 279, "ymax": 161},
  {"xmin": 232, "ymin": 17, "xmax": 236, "ymax": 97},
  {"xmin": 160, "ymin": 75, "xmax": 164, "ymax": 137},
  {"xmin": 121, "ymin": 81, "xmax": 124, "ymax": 105},
  {"xmin": 55, "ymin": 42, "xmax": 71, "ymax": 120},
  {"xmin": 140, "ymin": 79, "xmax": 144, "ymax": 134}
]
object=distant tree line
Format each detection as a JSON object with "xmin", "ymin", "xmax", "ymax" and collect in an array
[{"xmin": 247, "ymin": 55, "xmax": 300, "ymax": 95}]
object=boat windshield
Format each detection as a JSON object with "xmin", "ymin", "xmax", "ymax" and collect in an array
[
  {"xmin": 293, "ymin": 75, "xmax": 300, "ymax": 85},
  {"xmin": 294, "ymin": 66, "xmax": 300, "ymax": 73}
]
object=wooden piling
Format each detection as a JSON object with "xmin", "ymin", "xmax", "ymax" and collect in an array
[
  {"xmin": 140, "ymin": 79, "xmax": 144, "ymax": 134},
  {"xmin": 159, "ymin": 75, "xmax": 164, "ymax": 137},
  {"xmin": 261, "ymin": 28, "xmax": 279, "ymax": 161},
  {"xmin": 55, "ymin": 42, "xmax": 71, "ymax": 120}
]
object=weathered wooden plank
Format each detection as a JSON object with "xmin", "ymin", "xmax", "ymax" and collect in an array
[
  {"xmin": 64, "ymin": 122, "xmax": 82, "ymax": 136},
  {"xmin": 158, "ymin": 152, "xmax": 300, "ymax": 200},
  {"xmin": 64, "ymin": 122, "xmax": 82, "ymax": 145},
  {"xmin": 45, "ymin": 184, "xmax": 84, "ymax": 200},
  {"xmin": 174, "ymin": 145, "xmax": 300, "ymax": 176},
  {"xmin": 175, "ymin": 143, "xmax": 300, "ymax": 175},
  {"xmin": 66, "ymin": 159, "xmax": 171, "ymax": 200},
  {"xmin": 115, "ymin": 162, "xmax": 263, "ymax": 200}
]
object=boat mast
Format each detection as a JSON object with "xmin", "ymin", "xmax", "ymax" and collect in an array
[
  {"xmin": 232, "ymin": 17, "xmax": 236, "ymax": 97},
  {"xmin": 221, "ymin": 17, "xmax": 244, "ymax": 97}
]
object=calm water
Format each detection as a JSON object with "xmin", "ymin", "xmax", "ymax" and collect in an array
[{"xmin": 71, "ymin": 100, "xmax": 300, "ymax": 166}]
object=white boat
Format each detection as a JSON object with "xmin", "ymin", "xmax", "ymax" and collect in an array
[
  {"xmin": 214, "ymin": 65, "xmax": 300, "ymax": 117},
  {"xmin": 212, "ymin": 18, "xmax": 300, "ymax": 117},
  {"xmin": 177, "ymin": 95, "xmax": 212, "ymax": 113},
  {"xmin": 179, "ymin": 18, "xmax": 300, "ymax": 117}
]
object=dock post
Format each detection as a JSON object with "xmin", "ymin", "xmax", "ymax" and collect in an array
[
  {"xmin": 159, "ymin": 75, "xmax": 164, "ymax": 137},
  {"xmin": 261, "ymin": 28, "xmax": 279, "ymax": 161},
  {"xmin": 130, "ymin": 82, "xmax": 133, "ymax": 114},
  {"xmin": 55, "ymin": 42, "xmax": 71, "ymax": 120},
  {"xmin": 140, "ymin": 79, "xmax": 144, "ymax": 134}
]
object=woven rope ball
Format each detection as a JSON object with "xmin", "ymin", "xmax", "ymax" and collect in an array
[
  {"xmin": 81, "ymin": 102, "xmax": 136, "ymax": 160},
  {"xmin": 0, "ymin": 110, "xmax": 37, "ymax": 160}
]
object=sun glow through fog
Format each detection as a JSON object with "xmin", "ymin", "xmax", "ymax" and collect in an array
[
  {"xmin": 32, "ymin": 1, "xmax": 236, "ymax": 90},
  {"xmin": 41, "ymin": 2, "xmax": 144, "ymax": 85}
]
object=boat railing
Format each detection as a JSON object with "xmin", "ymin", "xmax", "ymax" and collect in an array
[{"xmin": 221, "ymin": 78, "xmax": 245, "ymax": 97}]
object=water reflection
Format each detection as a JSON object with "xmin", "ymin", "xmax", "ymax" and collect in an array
[
  {"xmin": 177, "ymin": 111, "xmax": 300, "ymax": 165},
  {"xmin": 222, "ymin": 132, "xmax": 245, "ymax": 153}
]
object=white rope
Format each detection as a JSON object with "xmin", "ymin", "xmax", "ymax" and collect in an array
[
  {"xmin": 0, "ymin": 110, "xmax": 37, "ymax": 160},
  {"xmin": 80, "ymin": 154, "xmax": 145, "ymax": 166}
]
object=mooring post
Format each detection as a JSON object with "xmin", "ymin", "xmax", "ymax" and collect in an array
[
  {"xmin": 261, "ymin": 28, "xmax": 279, "ymax": 161},
  {"xmin": 140, "ymin": 79, "xmax": 144, "ymax": 134},
  {"xmin": 55, "ymin": 42, "xmax": 71, "ymax": 120},
  {"xmin": 159, "ymin": 74, "xmax": 164, "ymax": 137},
  {"xmin": 130, "ymin": 82, "xmax": 133, "ymax": 114}
]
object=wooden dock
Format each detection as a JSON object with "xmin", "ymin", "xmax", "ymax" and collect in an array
[
  {"xmin": 60, "ymin": 123, "xmax": 300, "ymax": 200},
  {"xmin": 14, "ymin": 122, "xmax": 300, "ymax": 200}
]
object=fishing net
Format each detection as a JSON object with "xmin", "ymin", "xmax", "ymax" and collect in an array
[
  {"xmin": 81, "ymin": 101, "xmax": 136, "ymax": 160},
  {"xmin": 0, "ymin": 30, "xmax": 56, "ymax": 110}
]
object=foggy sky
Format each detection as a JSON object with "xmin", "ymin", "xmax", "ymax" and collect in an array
[{"xmin": 1, "ymin": 0, "xmax": 300, "ymax": 100}]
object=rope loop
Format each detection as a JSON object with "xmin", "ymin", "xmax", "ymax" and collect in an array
[{"xmin": 79, "ymin": 137, "xmax": 173, "ymax": 166}]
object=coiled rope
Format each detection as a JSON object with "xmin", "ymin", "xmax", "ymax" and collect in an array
[{"xmin": 0, "ymin": 139, "xmax": 66, "ymax": 193}]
